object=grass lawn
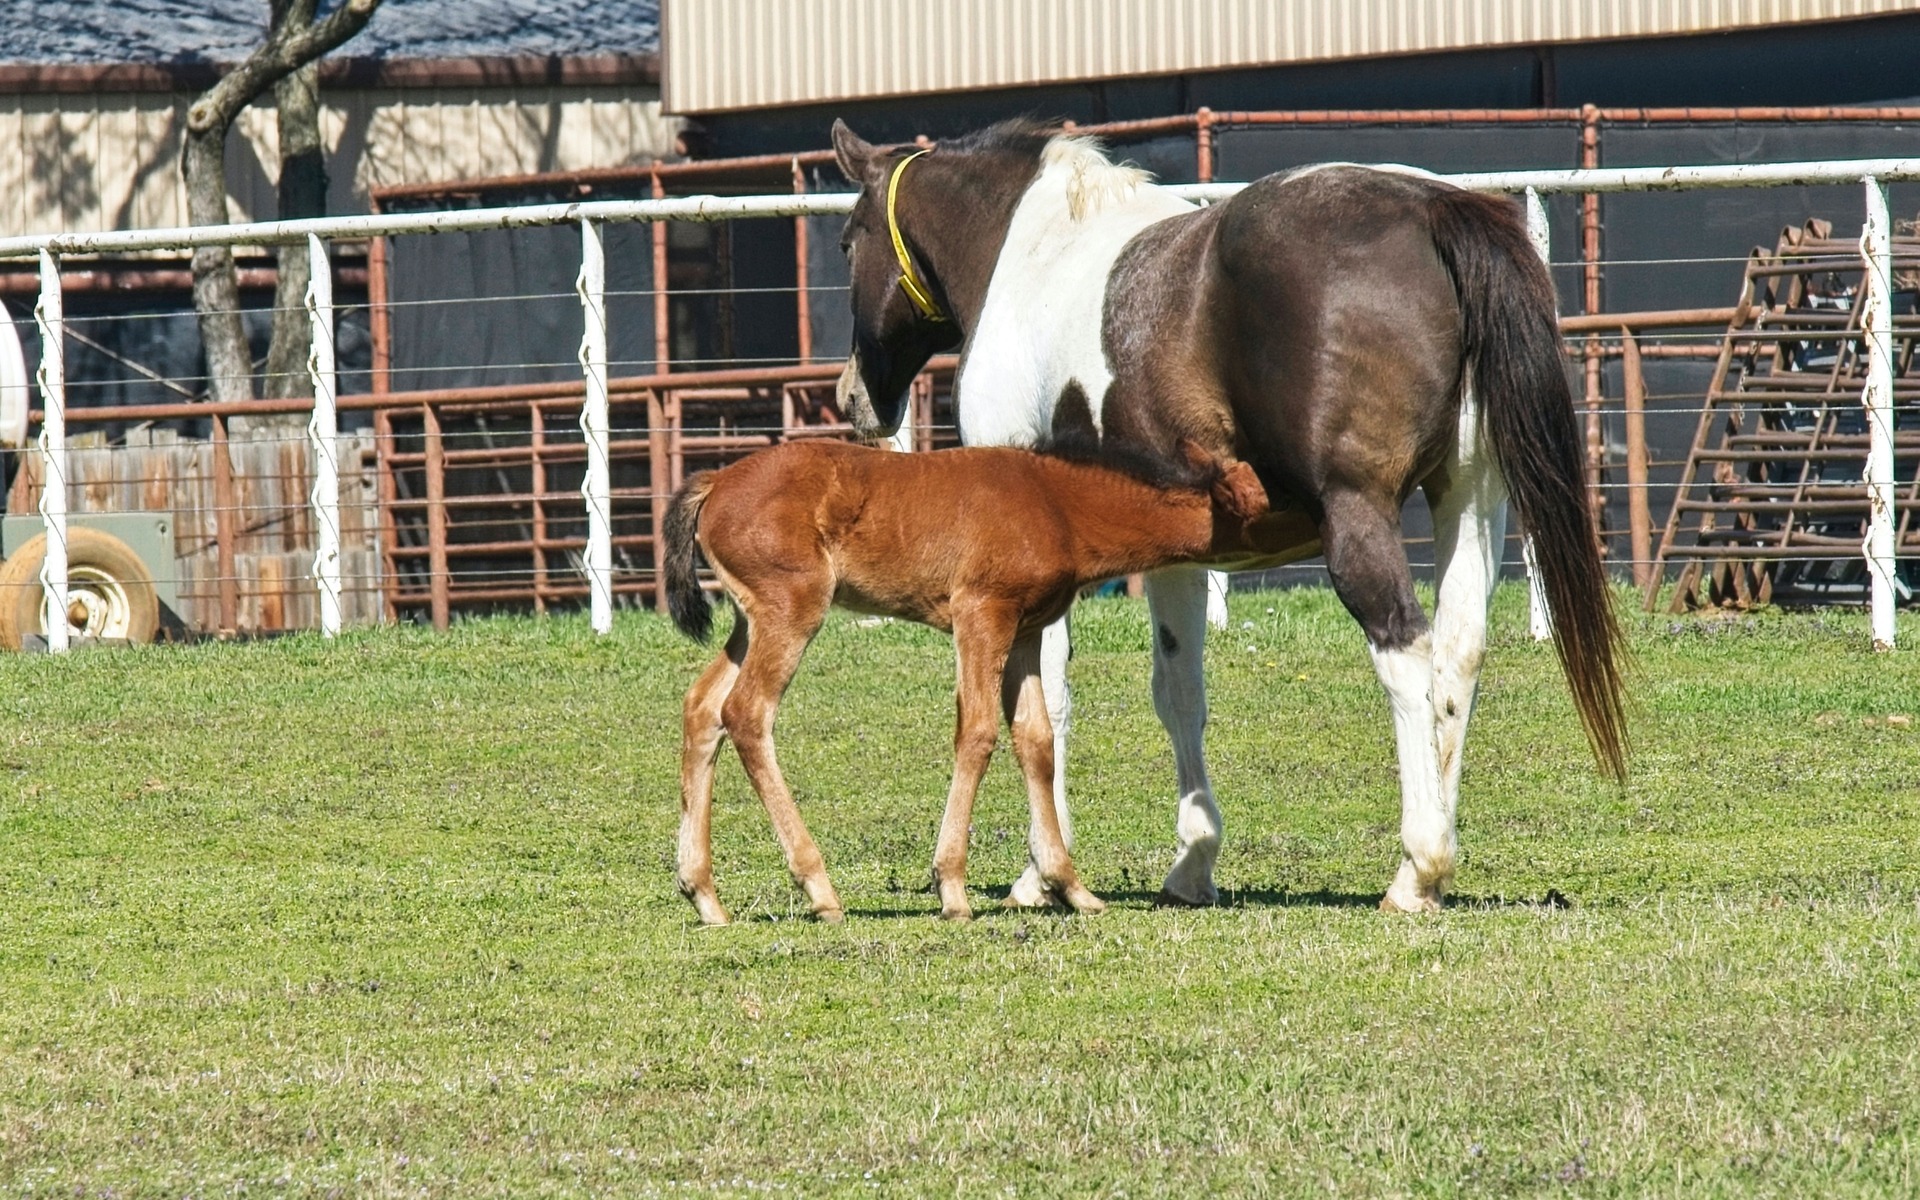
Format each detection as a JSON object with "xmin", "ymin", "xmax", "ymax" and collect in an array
[{"xmin": 1, "ymin": 584, "xmax": 1917, "ymax": 1196}]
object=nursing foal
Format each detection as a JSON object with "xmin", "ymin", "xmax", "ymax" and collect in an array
[{"xmin": 663, "ymin": 438, "xmax": 1267, "ymax": 925}]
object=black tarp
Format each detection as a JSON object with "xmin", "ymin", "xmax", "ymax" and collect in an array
[{"xmin": 387, "ymin": 223, "xmax": 655, "ymax": 392}]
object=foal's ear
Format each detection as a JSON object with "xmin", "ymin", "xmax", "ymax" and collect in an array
[
  {"xmin": 1175, "ymin": 438, "xmax": 1268, "ymax": 521},
  {"xmin": 1214, "ymin": 461, "xmax": 1271, "ymax": 523},
  {"xmin": 832, "ymin": 120, "xmax": 879, "ymax": 185},
  {"xmin": 1176, "ymin": 437, "xmax": 1215, "ymax": 476}
]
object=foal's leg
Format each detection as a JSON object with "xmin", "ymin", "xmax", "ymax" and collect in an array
[
  {"xmin": 1007, "ymin": 613, "xmax": 1074, "ymax": 908},
  {"xmin": 1003, "ymin": 630, "xmax": 1104, "ymax": 914},
  {"xmin": 721, "ymin": 590, "xmax": 844, "ymax": 921},
  {"xmin": 1319, "ymin": 490, "xmax": 1447, "ymax": 913},
  {"xmin": 930, "ymin": 605, "xmax": 1019, "ymax": 921},
  {"xmin": 678, "ymin": 614, "xmax": 749, "ymax": 925},
  {"xmin": 1417, "ymin": 401, "xmax": 1509, "ymax": 912},
  {"xmin": 1148, "ymin": 564, "xmax": 1223, "ymax": 906}
]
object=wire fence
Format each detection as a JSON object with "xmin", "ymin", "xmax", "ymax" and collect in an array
[{"xmin": 1, "ymin": 157, "xmax": 1915, "ymax": 650}]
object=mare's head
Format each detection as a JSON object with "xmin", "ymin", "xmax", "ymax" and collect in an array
[{"xmin": 829, "ymin": 118, "xmax": 1064, "ymax": 437}]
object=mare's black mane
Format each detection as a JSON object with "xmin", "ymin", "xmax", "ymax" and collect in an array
[{"xmin": 931, "ymin": 116, "xmax": 1064, "ymax": 160}]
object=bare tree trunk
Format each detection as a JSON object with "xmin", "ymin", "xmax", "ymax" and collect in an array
[
  {"xmin": 182, "ymin": 0, "xmax": 379, "ymax": 408},
  {"xmin": 184, "ymin": 124, "xmax": 255, "ymax": 404},
  {"xmin": 264, "ymin": 62, "xmax": 323, "ymax": 404}
]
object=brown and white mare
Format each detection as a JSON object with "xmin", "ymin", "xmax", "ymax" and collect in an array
[
  {"xmin": 663, "ymin": 438, "xmax": 1268, "ymax": 924},
  {"xmin": 828, "ymin": 118, "xmax": 1626, "ymax": 913}
]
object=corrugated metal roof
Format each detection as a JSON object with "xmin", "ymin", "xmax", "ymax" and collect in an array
[
  {"xmin": 663, "ymin": 0, "xmax": 1920, "ymax": 113},
  {"xmin": 6, "ymin": 0, "xmax": 659, "ymax": 66}
]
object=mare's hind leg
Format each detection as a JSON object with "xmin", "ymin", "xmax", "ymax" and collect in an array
[
  {"xmin": 1318, "ymin": 490, "xmax": 1448, "ymax": 913},
  {"xmin": 1003, "ymin": 630, "xmax": 1104, "ymax": 915},
  {"xmin": 721, "ymin": 590, "xmax": 843, "ymax": 922},
  {"xmin": 1148, "ymin": 565, "xmax": 1223, "ymax": 907},
  {"xmin": 1413, "ymin": 402, "xmax": 1509, "ymax": 913},
  {"xmin": 1006, "ymin": 614, "xmax": 1074, "ymax": 908},
  {"xmin": 930, "ymin": 604, "xmax": 1020, "ymax": 921},
  {"xmin": 678, "ymin": 615, "xmax": 750, "ymax": 925}
]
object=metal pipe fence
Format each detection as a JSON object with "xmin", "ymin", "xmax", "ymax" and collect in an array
[{"xmin": 3, "ymin": 156, "xmax": 1915, "ymax": 650}]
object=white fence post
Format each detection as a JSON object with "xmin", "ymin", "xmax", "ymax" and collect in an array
[
  {"xmin": 1205, "ymin": 568, "xmax": 1230, "ymax": 631},
  {"xmin": 577, "ymin": 217, "xmax": 614, "ymax": 634},
  {"xmin": 306, "ymin": 233, "xmax": 342, "ymax": 638},
  {"xmin": 34, "ymin": 249, "xmax": 68, "ymax": 653},
  {"xmin": 1860, "ymin": 177, "xmax": 1898, "ymax": 651},
  {"xmin": 1522, "ymin": 187, "xmax": 1554, "ymax": 641}
]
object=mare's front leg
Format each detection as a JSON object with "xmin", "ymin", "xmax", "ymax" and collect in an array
[
  {"xmin": 1006, "ymin": 613, "xmax": 1074, "ymax": 908},
  {"xmin": 1148, "ymin": 564, "xmax": 1223, "ymax": 906},
  {"xmin": 678, "ymin": 615, "xmax": 749, "ymax": 925},
  {"xmin": 721, "ymin": 590, "xmax": 843, "ymax": 922},
  {"xmin": 1003, "ymin": 630, "xmax": 1104, "ymax": 914},
  {"xmin": 930, "ymin": 604, "xmax": 1019, "ymax": 921},
  {"xmin": 1319, "ymin": 491, "xmax": 1448, "ymax": 913}
]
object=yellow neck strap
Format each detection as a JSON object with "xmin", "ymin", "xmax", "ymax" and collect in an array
[{"xmin": 886, "ymin": 149, "xmax": 948, "ymax": 323}]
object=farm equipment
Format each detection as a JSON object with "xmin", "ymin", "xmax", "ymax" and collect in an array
[{"xmin": 0, "ymin": 312, "xmax": 169, "ymax": 650}]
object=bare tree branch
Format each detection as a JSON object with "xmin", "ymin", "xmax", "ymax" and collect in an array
[
  {"xmin": 184, "ymin": 0, "xmax": 381, "ymax": 406},
  {"xmin": 187, "ymin": 0, "xmax": 376, "ymax": 135}
]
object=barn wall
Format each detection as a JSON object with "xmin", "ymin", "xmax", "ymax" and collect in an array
[
  {"xmin": 663, "ymin": 0, "xmax": 1920, "ymax": 113},
  {"xmin": 0, "ymin": 85, "xmax": 681, "ymax": 236}
]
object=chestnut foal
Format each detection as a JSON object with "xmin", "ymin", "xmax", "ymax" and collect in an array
[{"xmin": 663, "ymin": 438, "xmax": 1267, "ymax": 925}]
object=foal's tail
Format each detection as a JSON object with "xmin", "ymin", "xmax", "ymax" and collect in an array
[
  {"xmin": 1427, "ymin": 187, "xmax": 1628, "ymax": 781},
  {"xmin": 663, "ymin": 472, "xmax": 719, "ymax": 643}
]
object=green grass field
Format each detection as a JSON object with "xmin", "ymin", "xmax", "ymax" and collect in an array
[{"xmin": 1, "ymin": 585, "xmax": 1917, "ymax": 1196}]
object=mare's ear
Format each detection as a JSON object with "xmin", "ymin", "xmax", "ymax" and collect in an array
[
  {"xmin": 1214, "ymin": 462, "xmax": 1270, "ymax": 523},
  {"xmin": 832, "ymin": 120, "xmax": 879, "ymax": 186}
]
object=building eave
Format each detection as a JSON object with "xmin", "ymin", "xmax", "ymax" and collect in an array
[{"xmin": 0, "ymin": 52, "xmax": 660, "ymax": 97}]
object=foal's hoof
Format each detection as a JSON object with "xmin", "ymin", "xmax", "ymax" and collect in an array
[
  {"xmin": 1065, "ymin": 891, "xmax": 1107, "ymax": 917},
  {"xmin": 812, "ymin": 906, "xmax": 846, "ymax": 925},
  {"xmin": 939, "ymin": 906, "xmax": 974, "ymax": 923},
  {"xmin": 682, "ymin": 889, "xmax": 731, "ymax": 927},
  {"xmin": 1005, "ymin": 869, "xmax": 1059, "ymax": 909}
]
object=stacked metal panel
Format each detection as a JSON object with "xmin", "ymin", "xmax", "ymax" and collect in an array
[{"xmin": 1651, "ymin": 219, "xmax": 1920, "ymax": 608}]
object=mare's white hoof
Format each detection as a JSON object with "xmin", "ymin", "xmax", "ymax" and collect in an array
[
  {"xmin": 1382, "ymin": 857, "xmax": 1448, "ymax": 914},
  {"xmin": 1380, "ymin": 883, "xmax": 1443, "ymax": 914},
  {"xmin": 1153, "ymin": 884, "xmax": 1218, "ymax": 908},
  {"xmin": 1156, "ymin": 861, "xmax": 1220, "ymax": 907}
]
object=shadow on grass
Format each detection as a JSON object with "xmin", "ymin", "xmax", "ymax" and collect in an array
[
  {"xmin": 713, "ymin": 886, "xmax": 1576, "ymax": 926},
  {"xmin": 1110, "ymin": 886, "xmax": 1574, "ymax": 911},
  {"xmin": 1213, "ymin": 887, "xmax": 1575, "ymax": 911}
]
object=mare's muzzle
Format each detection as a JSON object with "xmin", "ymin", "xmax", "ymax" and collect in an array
[{"xmin": 836, "ymin": 351, "xmax": 907, "ymax": 439}]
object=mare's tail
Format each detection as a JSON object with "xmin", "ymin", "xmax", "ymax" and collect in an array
[
  {"xmin": 1426, "ymin": 186, "xmax": 1628, "ymax": 780},
  {"xmin": 662, "ymin": 472, "xmax": 719, "ymax": 643}
]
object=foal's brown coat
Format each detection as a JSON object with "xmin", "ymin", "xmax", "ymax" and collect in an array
[{"xmin": 664, "ymin": 439, "xmax": 1266, "ymax": 924}]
